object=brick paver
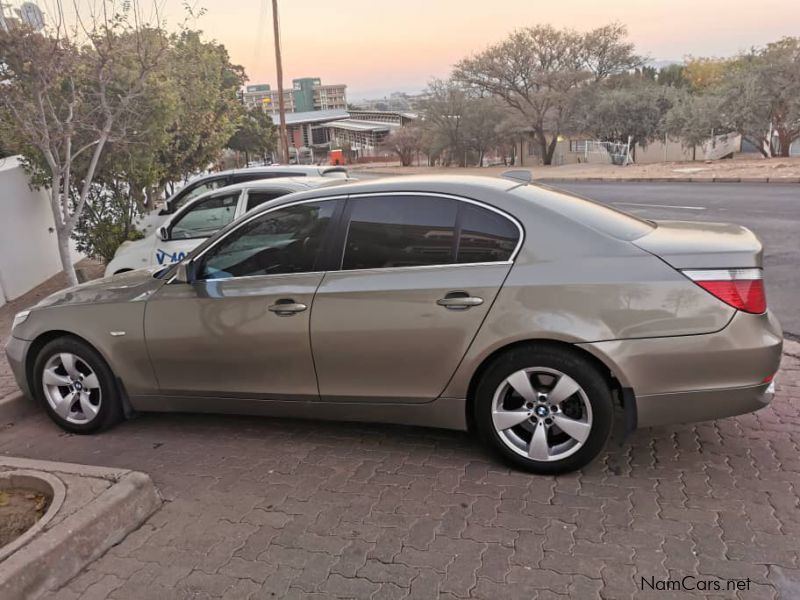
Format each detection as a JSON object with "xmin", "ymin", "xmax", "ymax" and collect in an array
[{"xmin": 2, "ymin": 272, "xmax": 800, "ymax": 599}]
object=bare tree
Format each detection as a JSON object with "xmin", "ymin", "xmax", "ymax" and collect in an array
[
  {"xmin": 416, "ymin": 79, "xmax": 471, "ymax": 166},
  {"xmin": 454, "ymin": 24, "xmax": 641, "ymax": 165},
  {"xmin": 0, "ymin": 4, "xmax": 167, "ymax": 285},
  {"xmin": 382, "ymin": 125, "xmax": 423, "ymax": 166}
]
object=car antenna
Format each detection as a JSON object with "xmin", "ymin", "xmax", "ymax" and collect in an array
[{"xmin": 500, "ymin": 169, "xmax": 533, "ymax": 189}]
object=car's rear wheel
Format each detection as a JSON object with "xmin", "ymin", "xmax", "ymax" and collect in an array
[
  {"xmin": 33, "ymin": 337, "xmax": 123, "ymax": 434},
  {"xmin": 474, "ymin": 346, "xmax": 613, "ymax": 475}
]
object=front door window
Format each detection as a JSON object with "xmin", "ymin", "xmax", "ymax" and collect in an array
[{"xmin": 197, "ymin": 201, "xmax": 338, "ymax": 280}]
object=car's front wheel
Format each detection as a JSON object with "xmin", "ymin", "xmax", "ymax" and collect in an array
[
  {"xmin": 32, "ymin": 337, "xmax": 123, "ymax": 434},
  {"xmin": 474, "ymin": 345, "xmax": 614, "ymax": 475}
]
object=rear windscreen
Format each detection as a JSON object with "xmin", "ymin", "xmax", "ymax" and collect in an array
[{"xmin": 511, "ymin": 184, "xmax": 654, "ymax": 241}]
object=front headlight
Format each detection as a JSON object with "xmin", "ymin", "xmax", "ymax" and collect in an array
[{"xmin": 11, "ymin": 310, "xmax": 30, "ymax": 331}]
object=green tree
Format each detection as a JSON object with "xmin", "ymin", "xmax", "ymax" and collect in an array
[
  {"xmin": 156, "ymin": 31, "xmax": 246, "ymax": 194},
  {"xmin": 575, "ymin": 79, "xmax": 678, "ymax": 148},
  {"xmin": 0, "ymin": 10, "xmax": 168, "ymax": 285},
  {"xmin": 670, "ymin": 38, "xmax": 800, "ymax": 157},
  {"xmin": 71, "ymin": 182, "xmax": 145, "ymax": 264},
  {"xmin": 228, "ymin": 106, "xmax": 277, "ymax": 165}
]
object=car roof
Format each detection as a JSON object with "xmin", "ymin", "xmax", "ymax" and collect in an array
[
  {"xmin": 249, "ymin": 175, "xmax": 521, "ymax": 211},
  {"xmin": 173, "ymin": 176, "xmax": 352, "ymax": 213},
  {"xmin": 208, "ymin": 176, "xmax": 349, "ymax": 195},
  {"xmin": 187, "ymin": 165, "xmax": 348, "ymax": 182}
]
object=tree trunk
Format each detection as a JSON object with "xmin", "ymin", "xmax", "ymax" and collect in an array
[
  {"xmin": 545, "ymin": 135, "xmax": 559, "ymax": 165},
  {"xmin": 539, "ymin": 136, "xmax": 550, "ymax": 165},
  {"xmin": 56, "ymin": 228, "xmax": 78, "ymax": 287},
  {"xmin": 777, "ymin": 130, "xmax": 792, "ymax": 157}
]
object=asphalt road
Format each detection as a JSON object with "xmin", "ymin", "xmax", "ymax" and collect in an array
[{"xmin": 549, "ymin": 182, "xmax": 800, "ymax": 338}]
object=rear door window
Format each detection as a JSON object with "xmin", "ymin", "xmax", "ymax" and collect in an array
[
  {"xmin": 341, "ymin": 195, "xmax": 457, "ymax": 270},
  {"xmin": 457, "ymin": 204, "xmax": 519, "ymax": 263}
]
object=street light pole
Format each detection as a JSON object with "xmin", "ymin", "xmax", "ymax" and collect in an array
[{"xmin": 271, "ymin": 0, "xmax": 290, "ymax": 164}]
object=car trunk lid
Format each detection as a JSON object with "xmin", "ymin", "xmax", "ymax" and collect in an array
[
  {"xmin": 632, "ymin": 219, "xmax": 763, "ymax": 269},
  {"xmin": 634, "ymin": 220, "xmax": 767, "ymax": 314}
]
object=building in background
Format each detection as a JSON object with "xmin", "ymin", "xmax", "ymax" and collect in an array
[
  {"xmin": 282, "ymin": 109, "xmax": 416, "ymax": 163},
  {"xmin": 243, "ymin": 78, "xmax": 347, "ymax": 116},
  {"xmin": 242, "ymin": 84, "xmax": 273, "ymax": 109},
  {"xmin": 0, "ymin": 0, "xmax": 46, "ymax": 32},
  {"xmin": 351, "ymin": 91, "xmax": 426, "ymax": 112}
]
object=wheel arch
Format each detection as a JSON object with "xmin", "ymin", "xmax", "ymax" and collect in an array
[
  {"xmin": 24, "ymin": 330, "xmax": 134, "ymax": 418},
  {"xmin": 464, "ymin": 338, "xmax": 632, "ymax": 433}
]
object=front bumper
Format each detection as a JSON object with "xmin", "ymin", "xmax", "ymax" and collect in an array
[
  {"xmin": 4, "ymin": 335, "xmax": 32, "ymax": 399},
  {"xmin": 579, "ymin": 310, "xmax": 783, "ymax": 428}
]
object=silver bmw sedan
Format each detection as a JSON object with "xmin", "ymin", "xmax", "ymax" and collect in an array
[{"xmin": 5, "ymin": 175, "xmax": 783, "ymax": 474}]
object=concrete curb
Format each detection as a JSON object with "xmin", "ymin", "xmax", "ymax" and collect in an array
[
  {"xmin": 350, "ymin": 169, "xmax": 800, "ymax": 184},
  {"xmin": 0, "ymin": 392, "xmax": 38, "ymax": 426},
  {"xmin": 0, "ymin": 458, "xmax": 161, "ymax": 599},
  {"xmin": 536, "ymin": 176, "xmax": 800, "ymax": 184}
]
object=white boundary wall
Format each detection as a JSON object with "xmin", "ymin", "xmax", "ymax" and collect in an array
[{"xmin": 0, "ymin": 156, "xmax": 81, "ymax": 307}]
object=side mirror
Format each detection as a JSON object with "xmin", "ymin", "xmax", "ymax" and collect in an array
[
  {"xmin": 173, "ymin": 261, "xmax": 192, "ymax": 284},
  {"xmin": 158, "ymin": 226, "xmax": 169, "ymax": 241}
]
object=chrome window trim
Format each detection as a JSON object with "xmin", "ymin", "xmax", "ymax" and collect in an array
[
  {"xmin": 188, "ymin": 270, "xmax": 328, "ymax": 284},
  {"xmin": 324, "ymin": 261, "xmax": 513, "ymax": 277},
  {"xmin": 170, "ymin": 191, "xmax": 525, "ymax": 284},
  {"xmin": 341, "ymin": 191, "xmax": 525, "ymax": 271},
  {"xmin": 682, "ymin": 268, "xmax": 763, "ymax": 282}
]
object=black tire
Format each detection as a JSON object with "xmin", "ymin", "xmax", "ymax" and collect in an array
[
  {"xmin": 32, "ymin": 336, "xmax": 124, "ymax": 434},
  {"xmin": 473, "ymin": 345, "xmax": 614, "ymax": 475}
]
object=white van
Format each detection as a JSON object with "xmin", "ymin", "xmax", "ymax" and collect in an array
[
  {"xmin": 105, "ymin": 177, "xmax": 348, "ymax": 276},
  {"xmin": 136, "ymin": 165, "xmax": 349, "ymax": 236}
]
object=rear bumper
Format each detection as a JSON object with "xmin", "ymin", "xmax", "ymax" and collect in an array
[
  {"xmin": 578, "ymin": 310, "xmax": 783, "ymax": 428},
  {"xmin": 634, "ymin": 381, "xmax": 774, "ymax": 428},
  {"xmin": 4, "ymin": 335, "xmax": 32, "ymax": 399}
]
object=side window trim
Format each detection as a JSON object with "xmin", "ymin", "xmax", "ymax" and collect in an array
[
  {"xmin": 186, "ymin": 196, "xmax": 348, "ymax": 281},
  {"xmin": 329, "ymin": 192, "xmax": 524, "ymax": 273}
]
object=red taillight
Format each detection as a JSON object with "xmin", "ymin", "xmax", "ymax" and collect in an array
[{"xmin": 682, "ymin": 268, "xmax": 766, "ymax": 314}]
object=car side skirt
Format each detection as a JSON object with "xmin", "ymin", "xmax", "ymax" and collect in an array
[{"xmin": 129, "ymin": 395, "xmax": 469, "ymax": 431}]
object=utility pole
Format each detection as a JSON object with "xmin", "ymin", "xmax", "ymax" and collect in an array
[{"xmin": 271, "ymin": 0, "xmax": 290, "ymax": 164}]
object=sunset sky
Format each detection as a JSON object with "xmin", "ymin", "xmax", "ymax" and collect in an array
[{"xmin": 35, "ymin": 0, "xmax": 800, "ymax": 99}]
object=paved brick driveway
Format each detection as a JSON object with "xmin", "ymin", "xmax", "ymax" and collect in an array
[{"xmin": 2, "ymin": 272, "xmax": 800, "ymax": 599}]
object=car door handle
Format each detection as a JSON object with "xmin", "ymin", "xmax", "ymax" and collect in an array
[
  {"xmin": 268, "ymin": 300, "xmax": 308, "ymax": 315},
  {"xmin": 437, "ymin": 293, "xmax": 484, "ymax": 309}
]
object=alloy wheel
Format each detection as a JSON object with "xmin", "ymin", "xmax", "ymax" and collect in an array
[
  {"xmin": 41, "ymin": 353, "xmax": 102, "ymax": 425},
  {"xmin": 491, "ymin": 367, "xmax": 593, "ymax": 462}
]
